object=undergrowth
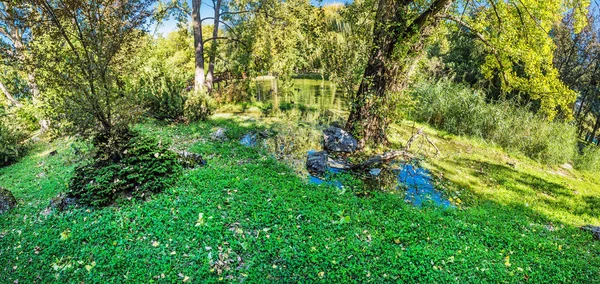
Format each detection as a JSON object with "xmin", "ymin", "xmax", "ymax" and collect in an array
[{"xmin": 409, "ymin": 80, "xmax": 578, "ymax": 165}]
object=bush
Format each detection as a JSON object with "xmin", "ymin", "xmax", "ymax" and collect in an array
[
  {"xmin": 68, "ymin": 130, "xmax": 182, "ymax": 206},
  {"xmin": 184, "ymin": 90, "xmax": 216, "ymax": 122},
  {"xmin": 140, "ymin": 75, "xmax": 187, "ymax": 121},
  {"xmin": 410, "ymin": 80, "xmax": 578, "ymax": 164},
  {"xmin": 0, "ymin": 107, "xmax": 28, "ymax": 166},
  {"xmin": 575, "ymin": 145, "xmax": 600, "ymax": 172}
]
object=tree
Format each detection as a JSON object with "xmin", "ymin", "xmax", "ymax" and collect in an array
[
  {"xmin": 23, "ymin": 0, "xmax": 154, "ymax": 155},
  {"xmin": 554, "ymin": 8, "xmax": 600, "ymax": 142},
  {"xmin": 346, "ymin": 0, "xmax": 590, "ymax": 148},
  {"xmin": 0, "ymin": 1, "xmax": 40, "ymax": 100},
  {"xmin": 345, "ymin": 0, "xmax": 452, "ymax": 147}
]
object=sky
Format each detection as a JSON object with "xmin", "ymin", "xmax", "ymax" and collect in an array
[{"xmin": 153, "ymin": 0, "xmax": 352, "ymax": 36}]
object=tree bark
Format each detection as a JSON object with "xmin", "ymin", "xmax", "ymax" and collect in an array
[
  {"xmin": 205, "ymin": 0, "xmax": 222, "ymax": 92},
  {"xmin": 0, "ymin": 80, "xmax": 22, "ymax": 107},
  {"xmin": 192, "ymin": 0, "xmax": 205, "ymax": 92},
  {"xmin": 345, "ymin": 0, "xmax": 452, "ymax": 148}
]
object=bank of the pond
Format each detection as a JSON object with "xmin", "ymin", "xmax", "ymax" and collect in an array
[{"xmin": 1, "ymin": 117, "xmax": 599, "ymax": 283}]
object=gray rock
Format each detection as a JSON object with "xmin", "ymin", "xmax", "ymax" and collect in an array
[
  {"xmin": 582, "ymin": 225, "xmax": 600, "ymax": 240},
  {"xmin": 323, "ymin": 127, "xmax": 358, "ymax": 153},
  {"xmin": 0, "ymin": 187, "xmax": 17, "ymax": 214},
  {"xmin": 49, "ymin": 194, "xmax": 78, "ymax": 211},
  {"xmin": 177, "ymin": 151, "xmax": 206, "ymax": 168},
  {"xmin": 210, "ymin": 127, "xmax": 228, "ymax": 141},
  {"xmin": 369, "ymin": 168, "xmax": 382, "ymax": 176},
  {"xmin": 307, "ymin": 151, "xmax": 328, "ymax": 176},
  {"xmin": 328, "ymin": 157, "xmax": 351, "ymax": 170}
]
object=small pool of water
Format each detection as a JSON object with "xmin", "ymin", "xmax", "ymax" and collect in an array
[
  {"xmin": 398, "ymin": 164, "xmax": 453, "ymax": 208},
  {"xmin": 306, "ymin": 152, "xmax": 452, "ymax": 208}
]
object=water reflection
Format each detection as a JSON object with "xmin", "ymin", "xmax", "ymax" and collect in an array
[{"xmin": 254, "ymin": 77, "xmax": 349, "ymax": 114}]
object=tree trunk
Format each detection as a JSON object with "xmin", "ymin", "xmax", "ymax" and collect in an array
[
  {"xmin": 345, "ymin": 0, "xmax": 452, "ymax": 148},
  {"xmin": 192, "ymin": 0, "xmax": 205, "ymax": 93},
  {"xmin": 205, "ymin": 0, "xmax": 222, "ymax": 92},
  {"xmin": 0, "ymin": 80, "xmax": 22, "ymax": 107}
]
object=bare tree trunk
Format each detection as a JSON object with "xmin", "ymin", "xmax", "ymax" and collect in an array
[
  {"xmin": 0, "ymin": 80, "xmax": 22, "ymax": 107},
  {"xmin": 205, "ymin": 0, "xmax": 222, "ymax": 92},
  {"xmin": 345, "ymin": 0, "xmax": 452, "ymax": 148},
  {"xmin": 27, "ymin": 72, "xmax": 40, "ymax": 98},
  {"xmin": 192, "ymin": 0, "xmax": 205, "ymax": 92}
]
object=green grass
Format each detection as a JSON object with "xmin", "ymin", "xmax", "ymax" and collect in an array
[{"xmin": 1, "ymin": 117, "xmax": 599, "ymax": 283}]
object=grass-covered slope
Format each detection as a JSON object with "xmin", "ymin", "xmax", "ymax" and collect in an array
[{"xmin": 1, "ymin": 118, "xmax": 599, "ymax": 283}]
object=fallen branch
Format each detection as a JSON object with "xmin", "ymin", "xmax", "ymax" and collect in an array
[
  {"xmin": 350, "ymin": 150, "xmax": 413, "ymax": 170},
  {"xmin": 404, "ymin": 127, "xmax": 440, "ymax": 156}
]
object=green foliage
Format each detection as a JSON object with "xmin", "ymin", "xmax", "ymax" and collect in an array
[
  {"xmin": 68, "ymin": 131, "xmax": 181, "ymax": 207},
  {"xmin": 258, "ymin": 102, "xmax": 273, "ymax": 117},
  {"xmin": 129, "ymin": 29, "xmax": 194, "ymax": 121},
  {"xmin": 575, "ymin": 145, "xmax": 600, "ymax": 172},
  {"xmin": 449, "ymin": 0, "xmax": 590, "ymax": 119},
  {"xmin": 28, "ymin": 0, "xmax": 154, "ymax": 137},
  {"xmin": 0, "ymin": 107, "xmax": 28, "ymax": 166},
  {"xmin": 2, "ymin": 118, "xmax": 600, "ymax": 282},
  {"xmin": 410, "ymin": 80, "xmax": 577, "ymax": 164},
  {"xmin": 184, "ymin": 91, "xmax": 216, "ymax": 122},
  {"xmin": 139, "ymin": 74, "xmax": 187, "ymax": 120}
]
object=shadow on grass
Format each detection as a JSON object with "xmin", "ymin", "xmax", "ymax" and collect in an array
[{"xmin": 433, "ymin": 157, "xmax": 600, "ymax": 224}]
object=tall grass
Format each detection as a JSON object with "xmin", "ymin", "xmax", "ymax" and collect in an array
[{"xmin": 409, "ymin": 80, "xmax": 577, "ymax": 165}]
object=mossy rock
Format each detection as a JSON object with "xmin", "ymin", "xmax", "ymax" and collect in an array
[{"xmin": 0, "ymin": 187, "xmax": 17, "ymax": 214}]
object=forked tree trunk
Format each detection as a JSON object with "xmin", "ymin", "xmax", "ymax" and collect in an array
[
  {"xmin": 345, "ymin": 0, "xmax": 452, "ymax": 148},
  {"xmin": 192, "ymin": 0, "xmax": 205, "ymax": 92},
  {"xmin": 205, "ymin": 0, "xmax": 222, "ymax": 92}
]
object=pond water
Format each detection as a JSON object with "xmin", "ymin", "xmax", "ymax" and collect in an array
[
  {"xmin": 399, "ymin": 164, "xmax": 453, "ymax": 208},
  {"xmin": 248, "ymin": 78, "xmax": 451, "ymax": 208},
  {"xmin": 254, "ymin": 77, "xmax": 350, "ymax": 114}
]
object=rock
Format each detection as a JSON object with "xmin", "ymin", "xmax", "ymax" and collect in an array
[
  {"xmin": 582, "ymin": 225, "xmax": 600, "ymax": 240},
  {"xmin": 177, "ymin": 151, "xmax": 206, "ymax": 168},
  {"xmin": 323, "ymin": 126, "xmax": 358, "ymax": 153},
  {"xmin": 240, "ymin": 133, "xmax": 257, "ymax": 146},
  {"xmin": 328, "ymin": 157, "xmax": 351, "ymax": 170},
  {"xmin": 0, "ymin": 187, "xmax": 17, "ymax": 214},
  {"xmin": 306, "ymin": 151, "xmax": 328, "ymax": 176},
  {"xmin": 369, "ymin": 168, "xmax": 382, "ymax": 176},
  {"xmin": 49, "ymin": 194, "xmax": 78, "ymax": 211},
  {"xmin": 210, "ymin": 127, "xmax": 228, "ymax": 141}
]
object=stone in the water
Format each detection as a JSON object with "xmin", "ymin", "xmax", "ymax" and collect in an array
[
  {"xmin": 398, "ymin": 164, "xmax": 452, "ymax": 208},
  {"xmin": 177, "ymin": 151, "xmax": 206, "ymax": 168},
  {"xmin": 307, "ymin": 151, "xmax": 328, "ymax": 175},
  {"xmin": 240, "ymin": 133, "xmax": 257, "ymax": 146},
  {"xmin": 0, "ymin": 187, "xmax": 17, "ymax": 214},
  {"xmin": 210, "ymin": 127, "xmax": 228, "ymax": 141},
  {"xmin": 369, "ymin": 168, "xmax": 382, "ymax": 176},
  {"xmin": 323, "ymin": 126, "xmax": 358, "ymax": 153},
  {"xmin": 582, "ymin": 225, "xmax": 600, "ymax": 240},
  {"xmin": 49, "ymin": 193, "xmax": 78, "ymax": 211}
]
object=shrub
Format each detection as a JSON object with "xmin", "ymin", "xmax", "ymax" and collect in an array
[
  {"xmin": 184, "ymin": 90, "xmax": 216, "ymax": 122},
  {"xmin": 258, "ymin": 102, "xmax": 273, "ymax": 117},
  {"xmin": 0, "ymin": 107, "xmax": 28, "ymax": 166},
  {"xmin": 410, "ymin": 80, "xmax": 578, "ymax": 164},
  {"xmin": 68, "ymin": 130, "xmax": 182, "ymax": 206},
  {"xmin": 575, "ymin": 145, "xmax": 600, "ymax": 172},
  {"xmin": 140, "ymin": 75, "xmax": 187, "ymax": 121}
]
